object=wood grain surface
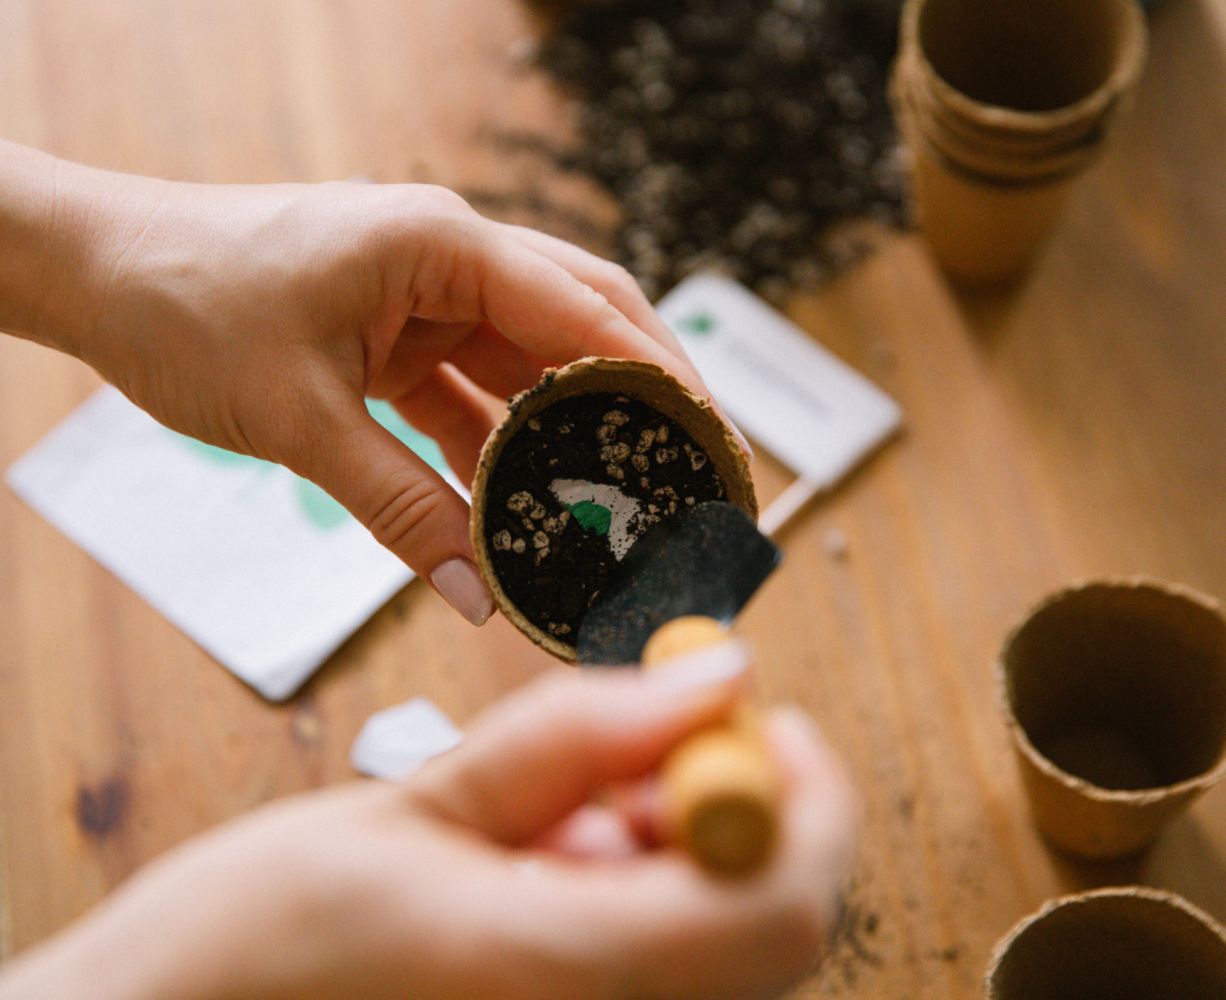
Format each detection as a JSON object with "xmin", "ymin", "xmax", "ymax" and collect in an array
[{"xmin": 3, "ymin": 1, "xmax": 1226, "ymax": 996}]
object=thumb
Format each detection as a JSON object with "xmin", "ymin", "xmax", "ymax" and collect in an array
[
  {"xmin": 293, "ymin": 392, "xmax": 494, "ymax": 626},
  {"xmin": 407, "ymin": 642, "xmax": 751, "ymax": 845}
]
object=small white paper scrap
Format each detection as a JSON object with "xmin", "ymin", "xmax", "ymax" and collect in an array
[
  {"xmin": 656, "ymin": 273, "xmax": 902, "ymax": 490},
  {"xmin": 350, "ymin": 698, "xmax": 464, "ymax": 780},
  {"xmin": 6, "ymin": 387, "xmax": 461, "ymax": 701}
]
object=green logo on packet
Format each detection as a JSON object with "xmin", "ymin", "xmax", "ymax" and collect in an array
[{"xmin": 677, "ymin": 309, "xmax": 717, "ymax": 337}]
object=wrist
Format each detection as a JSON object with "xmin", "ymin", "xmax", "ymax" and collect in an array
[{"xmin": 0, "ymin": 141, "xmax": 147, "ymax": 358}]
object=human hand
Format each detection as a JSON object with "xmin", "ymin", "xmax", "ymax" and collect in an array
[
  {"xmin": 0, "ymin": 649, "xmax": 856, "ymax": 1000},
  {"xmin": 9, "ymin": 145, "xmax": 733, "ymax": 624}
]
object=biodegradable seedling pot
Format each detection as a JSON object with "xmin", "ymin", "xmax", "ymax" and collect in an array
[
  {"xmin": 470, "ymin": 358, "xmax": 755, "ymax": 661},
  {"xmin": 891, "ymin": 0, "xmax": 1147, "ymax": 284},
  {"xmin": 986, "ymin": 887, "xmax": 1226, "ymax": 999},
  {"xmin": 998, "ymin": 579, "xmax": 1226, "ymax": 860}
]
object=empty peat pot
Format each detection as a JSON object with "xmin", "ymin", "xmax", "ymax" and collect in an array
[
  {"xmin": 986, "ymin": 887, "xmax": 1226, "ymax": 999},
  {"xmin": 891, "ymin": 0, "xmax": 1147, "ymax": 284},
  {"xmin": 469, "ymin": 358, "xmax": 755, "ymax": 661},
  {"xmin": 998, "ymin": 579, "xmax": 1226, "ymax": 859}
]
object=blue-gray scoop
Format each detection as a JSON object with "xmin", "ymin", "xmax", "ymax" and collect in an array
[{"xmin": 576, "ymin": 501, "xmax": 781, "ymax": 665}]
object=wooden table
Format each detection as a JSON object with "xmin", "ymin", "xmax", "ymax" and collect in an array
[{"xmin": 3, "ymin": 1, "xmax": 1225, "ymax": 995}]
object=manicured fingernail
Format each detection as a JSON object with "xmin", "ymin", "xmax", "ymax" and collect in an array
[
  {"xmin": 771, "ymin": 704, "xmax": 823, "ymax": 748},
  {"xmin": 645, "ymin": 639, "xmax": 750, "ymax": 693},
  {"xmin": 430, "ymin": 559, "xmax": 495, "ymax": 626}
]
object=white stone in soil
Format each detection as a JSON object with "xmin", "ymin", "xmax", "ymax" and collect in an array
[{"xmin": 549, "ymin": 478, "xmax": 643, "ymax": 561}]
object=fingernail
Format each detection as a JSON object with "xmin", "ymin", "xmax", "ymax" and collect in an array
[
  {"xmin": 771, "ymin": 704, "xmax": 823, "ymax": 748},
  {"xmin": 430, "ymin": 559, "xmax": 495, "ymax": 626},
  {"xmin": 644, "ymin": 639, "xmax": 750, "ymax": 694}
]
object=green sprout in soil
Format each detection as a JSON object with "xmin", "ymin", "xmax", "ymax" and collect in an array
[{"xmin": 567, "ymin": 501, "xmax": 612, "ymax": 536}]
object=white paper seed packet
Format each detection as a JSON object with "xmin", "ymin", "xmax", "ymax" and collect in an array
[
  {"xmin": 6, "ymin": 387, "xmax": 462, "ymax": 701},
  {"xmin": 350, "ymin": 698, "xmax": 464, "ymax": 780},
  {"xmin": 656, "ymin": 273, "xmax": 902, "ymax": 491}
]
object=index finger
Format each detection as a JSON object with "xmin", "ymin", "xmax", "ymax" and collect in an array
[
  {"xmin": 498, "ymin": 224, "xmax": 699, "ymax": 374},
  {"xmin": 426, "ymin": 216, "xmax": 712, "ymax": 403}
]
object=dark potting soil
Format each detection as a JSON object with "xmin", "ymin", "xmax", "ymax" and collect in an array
[
  {"xmin": 473, "ymin": 0, "xmax": 906, "ymax": 303},
  {"xmin": 484, "ymin": 391, "xmax": 727, "ymax": 650}
]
